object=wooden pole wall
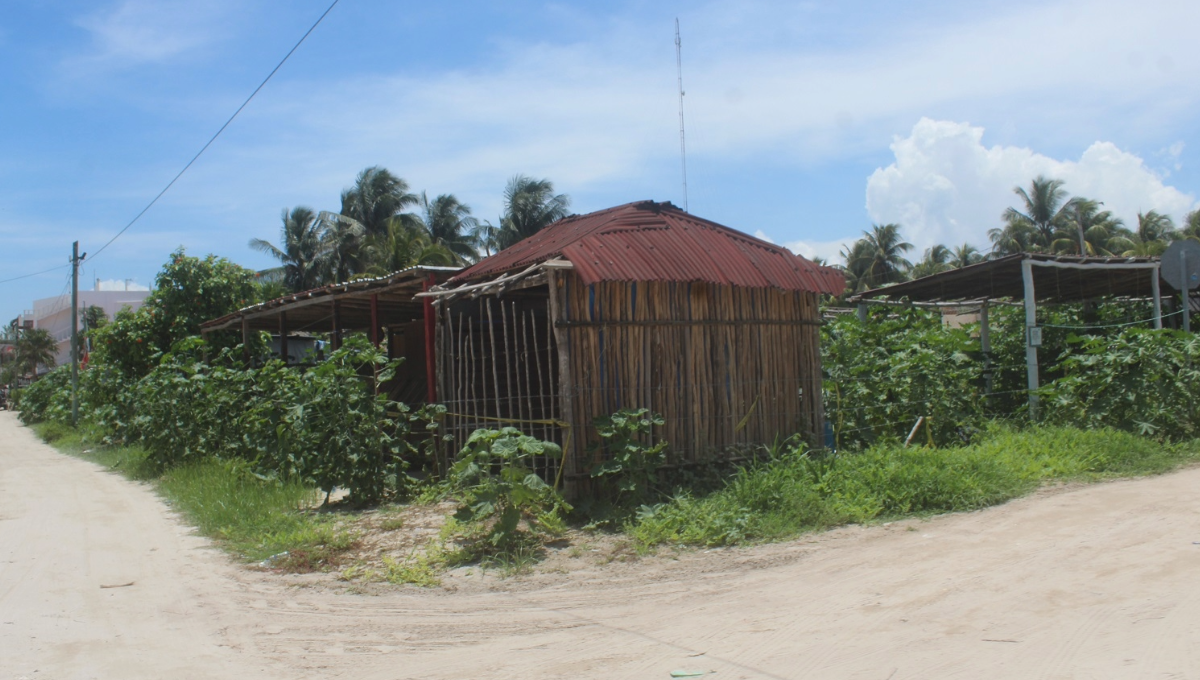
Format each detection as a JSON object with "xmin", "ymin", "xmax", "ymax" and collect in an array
[{"xmin": 432, "ymin": 274, "xmax": 826, "ymax": 488}]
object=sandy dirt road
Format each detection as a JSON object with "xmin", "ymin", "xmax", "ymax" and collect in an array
[{"xmin": 3, "ymin": 410, "xmax": 1200, "ymax": 679}]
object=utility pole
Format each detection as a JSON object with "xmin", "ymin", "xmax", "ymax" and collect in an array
[
  {"xmin": 675, "ymin": 18, "xmax": 688, "ymax": 213},
  {"xmin": 70, "ymin": 241, "xmax": 85, "ymax": 426}
]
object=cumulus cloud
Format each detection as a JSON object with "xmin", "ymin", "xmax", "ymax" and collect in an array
[
  {"xmin": 865, "ymin": 118, "xmax": 1198, "ymax": 253},
  {"xmin": 95, "ymin": 279, "xmax": 149, "ymax": 292}
]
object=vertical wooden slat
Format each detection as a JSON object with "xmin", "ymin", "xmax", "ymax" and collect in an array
[{"xmin": 547, "ymin": 270, "xmax": 576, "ymax": 496}]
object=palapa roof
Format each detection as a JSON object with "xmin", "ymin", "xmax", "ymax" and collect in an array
[
  {"xmin": 453, "ymin": 200, "xmax": 844, "ymax": 295},
  {"xmin": 201, "ymin": 265, "xmax": 460, "ymax": 333}
]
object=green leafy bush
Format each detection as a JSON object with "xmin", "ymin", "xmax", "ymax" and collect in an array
[
  {"xmin": 1041, "ymin": 328, "xmax": 1200, "ymax": 440},
  {"xmin": 15, "ymin": 366, "xmax": 72, "ymax": 425},
  {"xmin": 823, "ymin": 308, "xmax": 990, "ymax": 449},
  {"xmin": 588, "ymin": 408, "xmax": 668, "ymax": 506},
  {"xmin": 448, "ymin": 427, "xmax": 567, "ymax": 549},
  {"xmin": 123, "ymin": 335, "xmax": 411, "ymax": 503}
]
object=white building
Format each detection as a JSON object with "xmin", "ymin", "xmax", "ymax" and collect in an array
[{"xmin": 13, "ymin": 289, "xmax": 150, "ymax": 368}]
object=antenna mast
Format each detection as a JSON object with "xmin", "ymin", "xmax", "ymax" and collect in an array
[{"xmin": 675, "ymin": 18, "xmax": 688, "ymax": 212}]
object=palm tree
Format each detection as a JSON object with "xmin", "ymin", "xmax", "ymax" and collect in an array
[
  {"xmin": 911, "ymin": 244, "xmax": 951, "ymax": 279},
  {"xmin": 316, "ymin": 211, "xmax": 368, "ymax": 283},
  {"xmin": 988, "ymin": 218, "xmax": 1039, "ymax": 256},
  {"xmin": 15, "ymin": 328, "xmax": 57, "ymax": 376},
  {"xmin": 418, "ymin": 193, "xmax": 480, "ymax": 264},
  {"xmin": 338, "ymin": 166, "xmax": 419, "ymax": 239},
  {"xmin": 1002, "ymin": 176, "xmax": 1072, "ymax": 252},
  {"xmin": 496, "ymin": 175, "xmax": 571, "ymax": 249},
  {"xmin": 473, "ymin": 220, "xmax": 501, "ymax": 257},
  {"xmin": 1116, "ymin": 210, "xmax": 1176, "ymax": 256},
  {"xmin": 859, "ymin": 223, "xmax": 913, "ymax": 287},
  {"xmin": 1136, "ymin": 210, "xmax": 1176, "ymax": 243},
  {"xmin": 839, "ymin": 239, "xmax": 873, "ymax": 293},
  {"xmin": 249, "ymin": 207, "xmax": 325, "ymax": 292},
  {"xmin": 1183, "ymin": 209, "xmax": 1200, "ymax": 241},
  {"xmin": 1053, "ymin": 198, "xmax": 1126, "ymax": 256},
  {"xmin": 950, "ymin": 243, "xmax": 983, "ymax": 268},
  {"xmin": 360, "ymin": 220, "xmax": 458, "ymax": 277}
]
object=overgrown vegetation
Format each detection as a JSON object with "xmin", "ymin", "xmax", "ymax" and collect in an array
[
  {"xmin": 1042, "ymin": 328, "xmax": 1200, "ymax": 440},
  {"xmin": 823, "ymin": 308, "xmax": 988, "ymax": 449},
  {"xmin": 16, "ymin": 243, "xmax": 1200, "ymax": 580},
  {"xmin": 630, "ymin": 425, "xmax": 1200, "ymax": 548}
]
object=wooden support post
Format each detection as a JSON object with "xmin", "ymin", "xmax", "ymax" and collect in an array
[
  {"xmin": 980, "ymin": 300, "xmax": 992, "ymax": 396},
  {"xmin": 1151, "ymin": 264, "xmax": 1163, "ymax": 330},
  {"xmin": 1022, "ymin": 258, "xmax": 1039, "ymax": 420},
  {"xmin": 547, "ymin": 270, "xmax": 576, "ymax": 497},
  {"xmin": 1181, "ymin": 248, "xmax": 1191, "ymax": 334},
  {"xmin": 369, "ymin": 294, "xmax": 380, "ymax": 347},
  {"xmin": 424, "ymin": 275, "xmax": 437, "ymax": 403},
  {"xmin": 857, "ymin": 302, "xmax": 867, "ymax": 323},
  {"xmin": 331, "ymin": 299, "xmax": 341, "ymax": 352},
  {"xmin": 241, "ymin": 317, "xmax": 251, "ymax": 365},
  {"xmin": 278, "ymin": 311, "xmax": 289, "ymax": 363}
]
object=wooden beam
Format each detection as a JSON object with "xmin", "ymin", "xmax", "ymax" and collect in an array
[
  {"xmin": 1022, "ymin": 258, "xmax": 1039, "ymax": 420},
  {"xmin": 369, "ymin": 294, "xmax": 380, "ymax": 346},
  {"xmin": 241, "ymin": 317, "xmax": 251, "ymax": 365},
  {"xmin": 554, "ymin": 318, "xmax": 822, "ymax": 327},
  {"xmin": 331, "ymin": 299, "xmax": 341, "ymax": 352},
  {"xmin": 279, "ymin": 311, "xmax": 288, "ymax": 363},
  {"xmin": 424, "ymin": 274, "xmax": 437, "ymax": 403},
  {"xmin": 1151, "ymin": 264, "xmax": 1163, "ymax": 330},
  {"xmin": 546, "ymin": 269, "xmax": 576, "ymax": 498},
  {"xmin": 980, "ymin": 300, "xmax": 992, "ymax": 396}
]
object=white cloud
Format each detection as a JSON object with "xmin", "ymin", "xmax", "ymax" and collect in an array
[
  {"xmin": 96, "ymin": 279, "xmax": 149, "ymax": 292},
  {"xmin": 193, "ymin": 0, "xmax": 1200, "ymax": 222},
  {"xmin": 783, "ymin": 237, "xmax": 856, "ymax": 264},
  {"xmin": 73, "ymin": 0, "xmax": 229, "ymax": 67},
  {"xmin": 865, "ymin": 118, "xmax": 1198, "ymax": 254}
]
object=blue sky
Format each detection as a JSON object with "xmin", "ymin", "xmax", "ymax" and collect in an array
[{"xmin": 3, "ymin": 0, "xmax": 1198, "ymax": 322}]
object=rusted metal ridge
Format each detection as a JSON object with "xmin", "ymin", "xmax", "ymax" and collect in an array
[{"xmin": 452, "ymin": 200, "xmax": 844, "ymax": 295}]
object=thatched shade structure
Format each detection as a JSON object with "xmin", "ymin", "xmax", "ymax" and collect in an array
[
  {"xmin": 201, "ymin": 266, "xmax": 460, "ymax": 403},
  {"xmin": 421, "ymin": 200, "xmax": 844, "ymax": 493}
]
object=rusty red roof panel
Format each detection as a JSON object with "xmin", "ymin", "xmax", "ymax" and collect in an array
[{"xmin": 452, "ymin": 200, "xmax": 844, "ymax": 295}]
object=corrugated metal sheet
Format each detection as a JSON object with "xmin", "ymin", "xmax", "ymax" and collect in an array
[{"xmin": 453, "ymin": 200, "xmax": 844, "ymax": 295}]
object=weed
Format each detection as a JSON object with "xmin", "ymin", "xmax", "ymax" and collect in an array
[
  {"xmin": 631, "ymin": 425, "xmax": 1200, "ymax": 548},
  {"xmin": 379, "ymin": 517, "xmax": 406, "ymax": 532},
  {"xmin": 157, "ymin": 458, "xmax": 357, "ymax": 566},
  {"xmin": 382, "ymin": 554, "xmax": 442, "ymax": 587}
]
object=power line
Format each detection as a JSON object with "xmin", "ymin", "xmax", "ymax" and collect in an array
[
  {"xmin": 0, "ymin": 263, "xmax": 71, "ymax": 285},
  {"xmin": 85, "ymin": 0, "xmax": 341, "ymax": 264}
]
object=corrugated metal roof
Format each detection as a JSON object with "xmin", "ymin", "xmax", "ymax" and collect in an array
[{"xmin": 453, "ymin": 200, "xmax": 844, "ymax": 295}]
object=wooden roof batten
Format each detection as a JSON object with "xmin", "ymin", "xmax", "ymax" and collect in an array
[{"xmin": 201, "ymin": 265, "xmax": 461, "ymax": 333}]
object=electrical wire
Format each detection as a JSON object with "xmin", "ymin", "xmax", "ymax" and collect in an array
[
  {"xmin": 83, "ymin": 0, "xmax": 342, "ymax": 265},
  {"xmin": 0, "ymin": 263, "xmax": 71, "ymax": 285}
]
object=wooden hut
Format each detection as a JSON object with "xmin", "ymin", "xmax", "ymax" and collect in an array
[{"xmin": 421, "ymin": 200, "xmax": 844, "ymax": 493}]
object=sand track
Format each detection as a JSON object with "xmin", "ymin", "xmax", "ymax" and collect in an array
[{"xmin": 3, "ymin": 410, "xmax": 1199, "ymax": 679}]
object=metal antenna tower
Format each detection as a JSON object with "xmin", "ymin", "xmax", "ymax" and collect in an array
[{"xmin": 675, "ymin": 18, "xmax": 688, "ymax": 212}]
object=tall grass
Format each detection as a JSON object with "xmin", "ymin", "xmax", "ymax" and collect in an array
[
  {"xmin": 31, "ymin": 422, "xmax": 355, "ymax": 571},
  {"xmin": 158, "ymin": 459, "xmax": 355, "ymax": 567},
  {"xmin": 631, "ymin": 425, "xmax": 1200, "ymax": 548}
]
